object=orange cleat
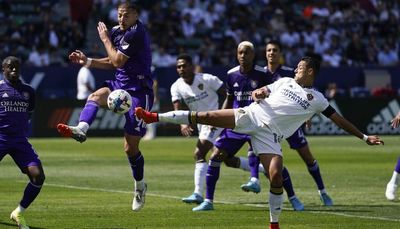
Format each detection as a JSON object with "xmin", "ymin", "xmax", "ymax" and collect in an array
[
  {"xmin": 57, "ymin": 123, "xmax": 87, "ymax": 143},
  {"xmin": 269, "ymin": 222, "xmax": 280, "ymax": 229},
  {"xmin": 135, "ymin": 107, "xmax": 159, "ymax": 123}
]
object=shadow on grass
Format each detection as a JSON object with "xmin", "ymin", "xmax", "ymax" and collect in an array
[{"xmin": 0, "ymin": 220, "xmax": 46, "ymax": 229}]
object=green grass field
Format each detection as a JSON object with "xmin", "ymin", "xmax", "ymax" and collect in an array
[{"xmin": 0, "ymin": 136, "xmax": 399, "ymax": 229}]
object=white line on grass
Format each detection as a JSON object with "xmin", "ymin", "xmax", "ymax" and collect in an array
[{"xmin": 44, "ymin": 183, "xmax": 400, "ymax": 222}]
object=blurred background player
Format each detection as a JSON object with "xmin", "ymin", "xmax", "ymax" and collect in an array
[
  {"xmin": 0, "ymin": 56, "xmax": 45, "ymax": 229},
  {"xmin": 170, "ymin": 53, "xmax": 225, "ymax": 204},
  {"xmin": 76, "ymin": 65, "xmax": 95, "ymax": 100},
  {"xmin": 386, "ymin": 111, "xmax": 400, "ymax": 200},
  {"xmin": 242, "ymin": 41, "xmax": 333, "ymax": 209},
  {"xmin": 56, "ymin": 2, "xmax": 153, "ymax": 211}
]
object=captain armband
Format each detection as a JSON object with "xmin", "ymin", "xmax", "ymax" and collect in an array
[{"xmin": 321, "ymin": 105, "xmax": 336, "ymax": 117}]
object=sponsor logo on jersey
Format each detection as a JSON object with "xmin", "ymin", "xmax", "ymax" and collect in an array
[
  {"xmin": 307, "ymin": 93, "xmax": 313, "ymax": 101},
  {"xmin": 198, "ymin": 83, "xmax": 204, "ymax": 90},
  {"xmin": 2, "ymin": 93, "xmax": 8, "ymax": 98}
]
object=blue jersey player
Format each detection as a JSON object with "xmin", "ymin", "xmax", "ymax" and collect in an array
[
  {"xmin": 0, "ymin": 56, "xmax": 45, "ymax": 229},
  {"xmin": 243, "ymin": 41, "xmax": 333, "ymax": 210},
  {"xmin": 57, "ymin": 2, "xmax": 152, "ymax": 211}
]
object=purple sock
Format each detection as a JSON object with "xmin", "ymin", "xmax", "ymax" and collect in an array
[
  {"xmin": 128, "ymin": 152, "xmax": 144, "ymax": 181},
  {"xmin": 282, "ymin": 167, "xmax": 295, "ymax": 198},
  {"xmin": 20, "ymin": 182, "xmax": 42, "ymax": 208},
  {"xmin": 395, "ymin": 158, "xmax": 400, "ymax": 173},
  {"xmin": 79, "ymin": 100, "xmax": 99, "ymax": 125},
  {"xmin": 308, "ymin": 160, "xmax": 325, "ymax": 190},
  {"xmin": 205, "ymin": 160, "xmax": 221, "ymax": 201},
  {"xmin": 248, "ymin": 153, "xmax": 259, "ymax": 178}
]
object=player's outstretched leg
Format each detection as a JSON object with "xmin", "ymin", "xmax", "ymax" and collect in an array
[
  {"xmin": 56, "ymin": 124, "xmax": 87, "ymax": 143},
  {"xmin": 386, "ymin": 158, "xmax": 400, "ymax": 201},
  {"xmin": 10, "ymin": 207, "xmax": 29, "ymax": 229},
  {"xmin": 135, "ymin": 107, "xmax": 159, "ymax": 123}
]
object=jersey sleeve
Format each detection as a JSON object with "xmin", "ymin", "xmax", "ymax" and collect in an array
[
  {"xmin": 314, "ymin": 91, "xmax": 330, "ymax": 113},
  {"xmin": 267, "ymin": 77, "xmax": 289, "ymax": 93},
  {"xmin": 170, "ymin": 81, "xmax": 181, "ymax": 103},
  {"xmin": 203, "ymin": 74, "xmax": 223, "ymax": 91},
  {"xmin": 118, "ymin": 26, "xmax": 142, "ymax": 58}
]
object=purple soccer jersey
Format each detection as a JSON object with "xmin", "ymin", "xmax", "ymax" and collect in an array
[
  {"xmin": 215, "ymin": 65, "xmax": 272, "ymax": 155},
  {"xmin": 265, "ymin": 65, "xmax": 308, "ymax": 149},
  {"xmin": 0, "ymin": 79, "xmax": 41, "ymax": 170},
  {"xmin": 103, "ymin": 20, "xmax": 154, "ymax": 136}
]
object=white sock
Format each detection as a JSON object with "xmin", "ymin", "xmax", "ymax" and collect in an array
[
  {"xmin": 77, "ymin": 122, "xmax": 89, "ymax": 133},
  {"xmin": 239, "ymin": 157, "xmax": 250, "ymax": 171},
  {"xmin": 259, "ymin": 164, "xmax": 266, "ymax": 173},
  {"xmin": 159, "ymin": 110, "xmax": 190, "ymax": 124},
  {"xmin": 194, "ymin": 162, "xmax": 207, "ymax": 195},
  {"xmin": 269, "ymin": 192, "xmax": 283, "ymax": 223},
  {"xmin": 318, "ymin": 189, "xmax": 327, "ymax": 195},
  {"xmin": 389, "ymin": 171, "xmax": 400, "ymax": 185},
  {"xmin": 250, "ymin": 177, "xmax": 259, "ymax": 184},
  {"xmin": 135, "ymin": 179, "xmax": 145, "ymax": 191},
  {"xmin": 16, "ymin": 205, "xmax": 25, "ymax": 213}
]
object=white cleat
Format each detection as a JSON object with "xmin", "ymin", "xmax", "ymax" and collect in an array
[
  {"xmin": 132, "ymin": 183, "xmax": 147, "ymax": 211},
  {"xmin": 10, "ymin": 209, "xmax": 30, "ymax": 229},
  {"xmin": 385, "ymin": 182, "xmax": 398, "ymax": 201}
]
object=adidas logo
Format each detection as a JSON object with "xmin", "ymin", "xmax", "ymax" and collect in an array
[
  {"xmin": 233, "ymin": 82, "xmax": 239, "ymax": 87},
  {"xmin": 367, "ymin": 99, "xmax": 400, "ymax": 134},
  {"xmin": 305, "ymin": 100, "xmax": 346, "ymax": 135},
  {"xmin": 2, "ymin": 93, "xmax": 8, "ymax": 98}
]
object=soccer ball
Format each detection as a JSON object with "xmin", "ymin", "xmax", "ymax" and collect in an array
[{"xmin": 107, "ymin": 89, "xmax": 132, "ymax": 114}]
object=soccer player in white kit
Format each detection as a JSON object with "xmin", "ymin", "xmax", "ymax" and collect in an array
[
  {"xmin": 170, "ymin": 53, "xmax": 225, "ymax": 204},
  {"xmin": 135, "ymin": 56, "xmax": 384, "ymax": 229}
]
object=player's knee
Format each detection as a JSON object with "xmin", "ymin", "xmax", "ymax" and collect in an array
[
  {"xmin": 224, "ymin": 156, "xmax": 239, "ymax": 168},
  {"xmin": 210, "ymin": 150, "xmax": 225, "ymax": 162},
  {"xmin": 194, "ymin": 150, "xmax": 207, "ymax": 161},
  {"xmin": 30, "ymin": 172, "xmax": 45, "ymax": 186}
]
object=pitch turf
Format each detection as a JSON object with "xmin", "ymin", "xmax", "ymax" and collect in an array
[{"xmin": 0, "ymin": 136, "xmax": 399, "ymax": 228}]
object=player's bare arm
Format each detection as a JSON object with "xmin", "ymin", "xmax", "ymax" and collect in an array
[
  {"xmin": 390, "ymin": 111, "xmax": 400, "ymax": 128},
  {"xmin": 329, "ymin": 112, "xmax": 384, "ymax": 145},
  {"xmin": 69, "ymin": 50, "xmax": 114, "ymax": 70},
  {"xmin": 97, "ymin": 21, "xmax": 128, "ymax": 68}
]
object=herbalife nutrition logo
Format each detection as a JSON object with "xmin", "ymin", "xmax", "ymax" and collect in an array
[
  {"xmin": 367, "ymin": 99, "xmax": 400, "ymax": 134},
  {"xmin": 306, "ymin": 100, "xmax": 346, "ymax": 135}
]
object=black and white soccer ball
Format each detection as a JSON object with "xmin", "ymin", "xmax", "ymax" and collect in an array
[{"xmin": 107, "ymin": 89, "xmax": 132, "ymax": 114}]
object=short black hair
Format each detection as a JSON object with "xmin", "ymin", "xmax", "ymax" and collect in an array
[
  {"xmin": 301, "ymin": 56, "xmax": 320, "ymax": 76},
  {"xmin": 118, "ymin": 1, "xmax": 140, "ymax": 13},
  {"xmin": 266, "ymin": 40, "xmax": 282, "ymax": 51},
  {"xmin": 177, "ymin": 53, "xmax": 193, "ymax": 65},
  {"xmin": 2, "ymin": 56, "xmax": 20, "ymax": 67}
]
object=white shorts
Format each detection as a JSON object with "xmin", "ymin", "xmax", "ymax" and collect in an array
[
  {"xmin": 198, "ymin": 124, "xmax": 223, "ymax": 143},
  {"xmin": 232, "ymin": 105, "xmax": 282, "ymax": 156}
]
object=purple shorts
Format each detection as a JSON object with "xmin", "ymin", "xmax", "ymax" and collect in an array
[
  {"xmin": 286, "ymin": 127, "xmax": 308, "ymax": 149},
  {"xmin": 104, "ymin": 80, "xmax": 154, "ymax": 137},
  {"xmin": 214, "ymin": 129, "xmax": 253, "ymax": 156},
  {"xmin": 0, "ymin": 140, "xmax": 41, "ymax": 173}
]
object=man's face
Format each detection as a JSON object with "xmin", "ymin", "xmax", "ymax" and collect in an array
[
  {"xmin": 294, "ymin": 60, "xmax": 309, "ymax": 80},
  {"xmin": 265, "ymin": 43, "xmax": 280, "ymax": 64},
  {"xmin": 2, "ymin": 58, "xmax": 20, "ymax": 83},
  {"xmin": 176, "ymin": 59, "xmax": 193, "ymax": 79},
  {"xmin": 237, "ymin": 45, "xmax": 254, "ymax": 67},
  {"xmin": 118, "ymin": 7, "xmax": 138, "ymax": 31}
]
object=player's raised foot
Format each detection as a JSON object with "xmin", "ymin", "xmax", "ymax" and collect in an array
[
  {"xmin": 182, "ymin": 193, "xmax": 204, "ymax": 204},
  {"xmin": 319, "ymin": 192, "xmax": 333, "ymax": 206},
  {"xmin": 10, "ymin": 209, "xmax": 30, "ymax": 229},
  {"xmin": 289, "ymin": 196, "xmax": 304, "ymax": 211},
  {"xmin": 192, "ymin": 201, "xmax": 214, "ymax": 211},
  {"xmin": 241, "ymin": 179, "xmax": 261, "ymax": 193},
  {"xmin": 56, "ymin": 124, "xmax": 87, "ymax": 143},
  {"xmin": 385, "ymin": 182, "xmax": 398, "ymax": 201},
  {"xmin": 135, "ymin": 107, "xmax": 158, "ymax": 123},
  {"xmin": 269, "ymin": 222, "xmax": 280, "ymax": 229},
  {"xmin": 132, "ymin": 183, "xmax": 147, "ymax": 211}
]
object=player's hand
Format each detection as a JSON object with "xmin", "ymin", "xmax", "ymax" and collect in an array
[
  {"xmin": 69, "ymin": 50, "xmax": 87, "ymax": 65},
  {"xmin": 365, "ymin": 135, "xmax": 384, "ymax": 145},
  {"xmin": 180, "ymin": 124, "xmax": 193, "ymax": 137},
  {"xmin": 390, "ymin": 112, "xmax": 400, "ymax": 128},
  {"xmin": 252, "ymin": 87, "xmax": 270, "ymax": 102},
  {"xmin": 97, "ymin": 21, "xmax": 109, "ymax": 43}
]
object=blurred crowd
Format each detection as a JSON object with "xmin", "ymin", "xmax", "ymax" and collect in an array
[{"xmin": 0, "ymin": 0, "xmax": 399, "ymax": 68}]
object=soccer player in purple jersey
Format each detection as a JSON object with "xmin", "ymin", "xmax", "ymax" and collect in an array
[
  {"xmin": 243, "ymin": 41, "xmax": 333, "ymax": 210},
  {"xmin": 0, "ymin": 56, "xmax": 45, "ymax": 229},
  {"xmin": 386, "ymin": 112, "xmax": 400, "ymax": 200},
  {"xmin": 56, "ymin": 2, "xmax": 153, "ymax": 211},
  {"xmin": 135, "ymin": 56, "xmax": 383, "ymax": 229}
]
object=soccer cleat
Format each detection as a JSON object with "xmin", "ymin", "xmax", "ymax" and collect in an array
[
  {"xmin": 241, "ymin": 180, "xmax": 261, "ymax": 194},
  {"xmin": 385, "ymin": 182, "xmax": 398, "ymax": 201},
  {"xmin": 319, "ymin": 192, "xmax": 333, "ymax": 206},
  {"xmin": 135, "ymin": 107, "xmax": 159, "ymax": 123},
  {"xmin": 56, "ymin": 124, "xmax": 87, "ymax": 143},
  {"xmin": 289, "ymin": 196, "xmax": 305, "ymax": 211},
  {"xmin": 269, "ymin": 222, "xmax": 280, "ymax": 229},
  {"xmin": 182, "ymin": 193, "xmax": 204, "ymax": 204},
  {"xmin": 192, "ymin": 201, "xmax": 214, "ymax": 211},
  {"xmin": 10, "ymin": 210, "xmax": 30, "ymax": 229},
  {"xmin": 132, "ymin": 183, "xmax": 147, "ymax": 211}
]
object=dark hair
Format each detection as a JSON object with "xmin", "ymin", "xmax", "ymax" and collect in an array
[
  {"xmin": 118, "ymin": 1, "xmax": 140, "ymax": 13},
  {"xmin": 266, "ymin": 40, "xmax": 282, "ymax": 51},
  {"xmin": 2, "ymin": 56, "xmax": 20, "ymax": 67},
  {"xmin": 301, "ymin": 56, "xmax": 320, "ymax": 76},
  {"xmin": 177, "ymin": 53, "xmax": 193, "ymax": 65}
]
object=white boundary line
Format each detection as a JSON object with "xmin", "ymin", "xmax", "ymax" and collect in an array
[{"xmin": 44, "ymin": 183, "xmax": 400, "ymax": 222}]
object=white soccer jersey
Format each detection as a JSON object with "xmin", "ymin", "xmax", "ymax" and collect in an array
[
  {"xmin": 170, "ymin": 73, "xmax": 223, "ymax": 111},
  {"xmin": 251, "ymin": 77, "xmax": 329, "ymax": 138}
]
